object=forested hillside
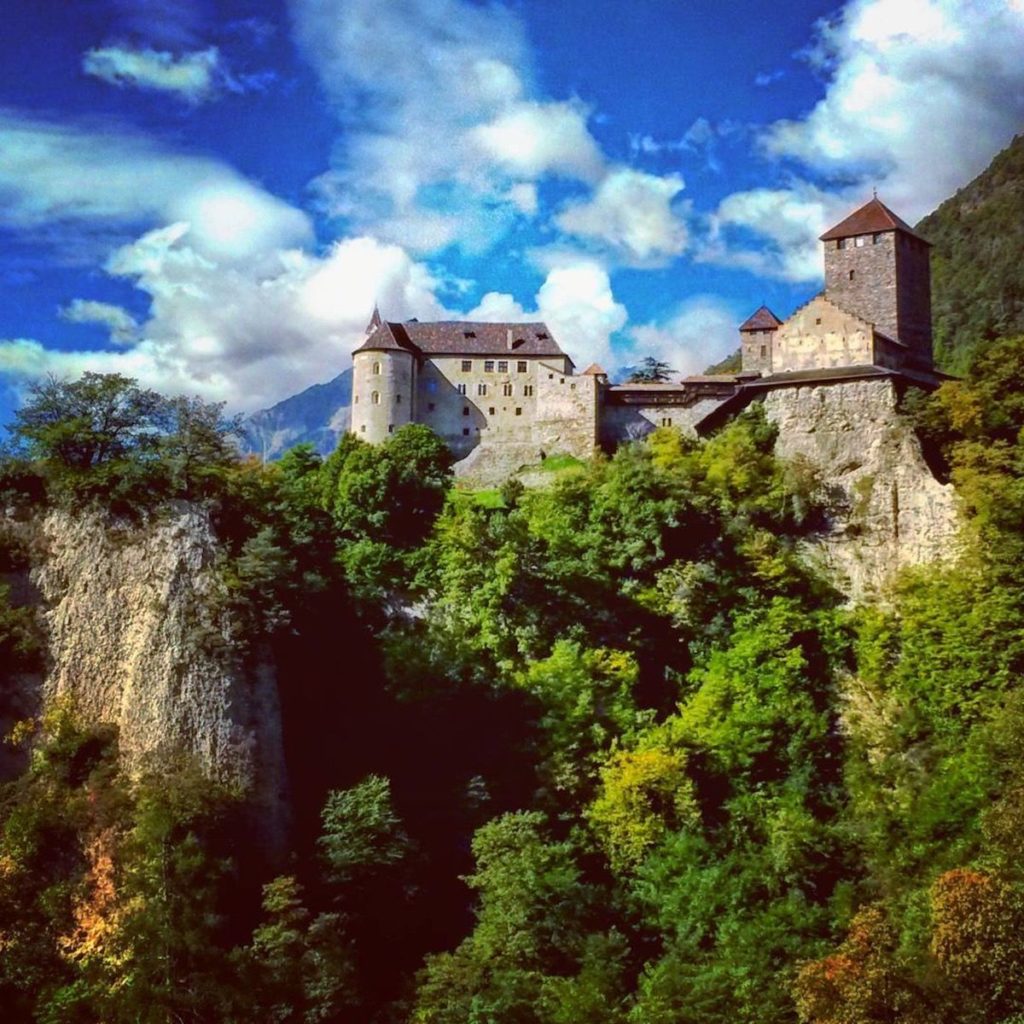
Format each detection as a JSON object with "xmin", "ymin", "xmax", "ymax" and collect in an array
[
  {"xmin": 2, "ymin": 339, "xmax": 1024, "ymax": 1021},
  {"xmin": 917, "ymin": 133, "xmax": 1024, "ymax": 373}
]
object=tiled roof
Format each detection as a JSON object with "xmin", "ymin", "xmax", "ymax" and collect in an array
[
  {"xmin": 820, "ymin": 198, "xmax": 930, "ymax": 243},
  {"xmin": 354, "ymin": 320, "xmax": 566, "ymax": 358},
  {"xmin": 739, "ymin": 305, "xmax": 783, "ymax": 331},
  {"xmin": 581, "ymin": 363, "xmax": 607, "ymax": 375}
]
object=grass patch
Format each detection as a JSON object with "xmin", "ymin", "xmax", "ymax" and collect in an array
[{"xmin": 537, "ymin": 453, "xmax": 585, "ymax": 474}]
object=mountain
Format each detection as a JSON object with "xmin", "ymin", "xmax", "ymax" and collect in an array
[
  {"xmin": 917, "ymin": 132, "xmax": 1024, "ymax": 374},
  {"xmin": 242, "ymin": 368, "xmax": 352, "ymax": 459}
]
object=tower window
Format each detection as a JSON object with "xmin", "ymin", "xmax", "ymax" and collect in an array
[
  {"xmin": 360, "ymin": 425, "xmax": 366, "ymax": 432},
  {"xmin": 488, "ymin": 406, "xmax": 495, "ymax": 416},
  {"xmin": 428, "ymin": 402, "xmax": 436, "ymax": 411},
  {"xmin": 457, "ymin": 383, "xmax": 467, "ymax": 395},
  {"xmin": 462, "ymin": 427, "xmax": 469, "ymax": 436},
  {"xmin": 395, "ymin": 394, "xmax": 401, "ymax": 403},
  {"xmin": 372, "ymin": 391, "xmax": 381, "ymax": 405},
  {"xmin": 463, "ymin": 406, "xmax": 470, "ymax": 416},
  {"xmin": 855, "ymin": 236, "xmax": 866, "ymax": 247},
  {"xmin": 388, "ymin": 424, "xmax": 395, "ymax": 433},
  {"xmin": 760, "ymin": 345, "xmax": 766, "ymax": 358},
  {"xmin": 873, "ymin": 233, "xmax": 883, "ymax": 244},
  {"xmin": 461, "ymin": 359, "xmax": 472, "ymax": 372},
  {"xmin": 478, "ymin": 383, "xmax": 487, "ymax": 396},
  {"xmin": 849, "ymin": 269, "xmax": 855, "ymax": 281},
  {"xmin": 373, "ymin": 361, "xmax": 381, "ymax": 374},
  {"xmin": 837, "ymin": 239, "xmax": 847, "ymax": 250}
]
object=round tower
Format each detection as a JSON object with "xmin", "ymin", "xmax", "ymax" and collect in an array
[{"xmin": 350, "ymin": 315, "xmax": 417, "ymax": 443}]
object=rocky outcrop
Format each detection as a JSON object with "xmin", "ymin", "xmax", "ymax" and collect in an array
[
  {"xmin": 762, "ymin": 378, "xmax": 959, "ymax": 600},
  {"xmin": 25, "ymin": 506, "xmax": 288, "ymax": 846}
]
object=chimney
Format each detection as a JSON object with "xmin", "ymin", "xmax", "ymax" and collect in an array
[{"xmin": 507, "ymin": 328, "xmax": 514, "ymax": 351}]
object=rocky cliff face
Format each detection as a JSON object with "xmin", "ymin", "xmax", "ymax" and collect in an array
[
  {"xmin": 21, "ymin": 506, "xmax": 289, "ymax": 846},
  {"xmin": 762, "ymin": 377, "xmax": 959, "ymax": 600}
]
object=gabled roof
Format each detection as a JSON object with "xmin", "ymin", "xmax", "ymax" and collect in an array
[
  {"xmin": 820, "ymin": 197, "xmax": 930, "ymax": 244},
  {"xmin": 354, "ymin": 320, "xmax": 567, "ymax": 358},
  {"xmin": 581, "ymin": 363, "xmax": 607, "ymax": 376},
  {"xmin": 739, "ymin": 305, "xmax": 783, "ymax": 331}
]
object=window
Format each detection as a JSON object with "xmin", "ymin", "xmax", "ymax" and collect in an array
[
  {"xmin": 478, "ymin": 383, "xmax": 487, "ymax": 396},
  {"xmin": 502, "ymin": 383, "xmax": 513, "ymax": 396},
  {"xmin": 660, "ymin": 417, "xmax": 673, "ymax": 427},
  {"xmin": 760, "ymin": 345, "xmax": 766, "ymax": 358},
  {"xmin": 484, "ymin": 360, "xmax": 495, "ymax": 372},
  {"xmin": 428, "ymin": 402, "xmax": 436, "ymax": 411},
  {"xmin": 388, "ymin": 424, "xmax": 395, "ymax": 433},
  {"xmin": 461, "ymin": 359, "xmax": 472, "ymax": 372},
  {"xmin": 463, "ymin": 331, "xmax": 476, "ymax": 338},
  {"xmin": 873, "ymin": 233, "xmax": 883, "ymax": 244},
  {"xmin": 849, "ymin": 269, "xmax": 855, "ymax": 281},
  {"xmin": 488, "ymin": 406, "xmax": 495, "ymax": 416},
  {"xmin": 395, "ymin": 394, "xmax": 401, "ymax": 403},
  {"xmin": 372, "ymin": 391, "xmax": 381, "ymax": 405},
  {"xmin": 837, "ymin": 238, "xmax": 847, "ymax": 250},
  {"xmin": 373, "ymin": 361, "xmax": 381, "ymax": 374},
  {"xmin": 523, "ymin": 385, "xmax": 534, "ymax": 397},
  {"xmin": 517, "ymin": 360, "xmax": 528, "ymax": 373},
  {"xmin": 354, "ymin": 395, "xmax": 359, "ymax": 404},
  {"xmin": 463, "ymin": 405, "xmax": 470, "ymax": 416},
  {"xmin": 855, "ymin": 235, "xmax": 866, "ymax": 247},
  {"xmin": 360, "ymin": 425, "xmax": 366, "ymax": 432},
  {"xmin": 515, "ymin": 407, "xmax": 522, "ymax": 416},
  {"xmin": 497, "ymin": 360, "xmax": 508, "ymax": 373},
  {"xmin": 815, "ymin": 318, "xmax": 822, "ymax": 326},
  {"xmin": 462, "ymin": 428, "xmax": 469, "ymax": 436},
  {"xmin": 570, "ymin": 382, "xmax": 576, "ymax": 391},
  {"xmin": 457, "ymin": 383, "xmax": 467, "ymax": 395},
  {"xmin": 548, "ymin": 373, "xmax": 554, "ymax": 379}
]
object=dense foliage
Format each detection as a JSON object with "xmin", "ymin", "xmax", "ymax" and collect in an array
[
  {"xmin": 917, "ymin": 133, "xmax": 1024, "ymax": 374},
  {"xmin": 2, "ymin": 340, "xmax": 1024, "ymax": 1021}
]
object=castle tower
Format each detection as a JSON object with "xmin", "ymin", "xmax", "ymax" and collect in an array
[
  {"xmin": 820, "ymin": 197, "xmax": 932, "ymax": 365},
  {"xmin": 350, "ymin": 314, "xmax": 416, "ymax": 443},
  {"xmin": 739, "ymin": 305, "xmax": 782, "ymax": 374}
]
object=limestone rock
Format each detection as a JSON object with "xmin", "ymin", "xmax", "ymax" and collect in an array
[
  {"xmin": 761, "ymin": 378, "xmax": 959, "ymax": 600},
  {"xmin": 27, "ymin": 506, "xmax": 288, "ymax": 844}
]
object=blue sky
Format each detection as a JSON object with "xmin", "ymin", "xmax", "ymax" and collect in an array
[{"xmin": 2, "ymin": 0, "xmax": 1024, "ymax": 419}]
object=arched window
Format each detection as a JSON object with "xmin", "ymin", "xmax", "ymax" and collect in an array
[
  {"xmin": 373, "ymin": 361, "xmax": 382, "ymax": 375},
  {"xmin": 372, "ymin": 391, "xmax": 381, "ymax": 405}
]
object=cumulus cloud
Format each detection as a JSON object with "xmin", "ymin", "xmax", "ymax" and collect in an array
[
  {"xmin": 59, "ymin": 299, "xmax": 139, "ymax": 345},
  {"xmin": 556, "ymin": 168, "xmax": 689, "ymax": 265},
  {"xmin": 626, "ymin": 297, "xmax": 741, "ymax": 377},
  {"xmin": 0, "ymin": 110, "xmax": 312, "ymax": 262},
  {"xmin": 82, "ymin": 46, "xmax": 221, "ymax": 102},
  {"xmin": 290, "ymin": 0, "xmax": 624, "ymax": 255},
  {"xmin": 707, "ymin": 0, "xmax": 1024, "ymax": 280}
]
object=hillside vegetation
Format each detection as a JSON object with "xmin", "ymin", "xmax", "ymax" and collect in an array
[
  {"xmin": 917, "ymin": 133, "xmax": 1024, "ymax": 374},
  {"xmin": 2, "ymin": 337, "xmax": 1024, "ymax": 1021}
]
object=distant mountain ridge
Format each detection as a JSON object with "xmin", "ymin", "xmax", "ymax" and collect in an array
[
  {"xmin": 242, "ymin": 369, "xmax": 352, "ymax": 459},
  {"xmin": 916, "ymin": 132, "xmax": 1024, "ymax": 374}
]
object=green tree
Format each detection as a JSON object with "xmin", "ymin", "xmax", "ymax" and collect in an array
[{"xmin": 625, "ymin": 357, "xmax": 675, "ymax": 383}]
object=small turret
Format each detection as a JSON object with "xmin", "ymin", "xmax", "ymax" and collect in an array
[{"xmin": 739, "ymin": 305, "xmax": 782, "ymax": 374}]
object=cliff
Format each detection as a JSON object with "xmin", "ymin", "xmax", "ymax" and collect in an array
[
  {"xmin": 6, "ymin": 505, "xmax": 289, "ymax": 847},
  {"xmin": 762, "ymin": 377, "xmax": 959, "ymax": 600}
]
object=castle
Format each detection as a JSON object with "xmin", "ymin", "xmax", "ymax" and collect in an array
[{"xmin": 350, "ymin": 198, "xmax": 944, "ymax": 481}]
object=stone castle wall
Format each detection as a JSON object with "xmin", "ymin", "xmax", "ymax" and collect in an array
[{"xmin": 771, "ymin": 296, "xmax": 875, "ymax": 373}]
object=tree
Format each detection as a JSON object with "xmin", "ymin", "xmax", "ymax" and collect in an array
[{"xmin": 626, "ymin": 357, "xmax": 675, "ymax": 384}]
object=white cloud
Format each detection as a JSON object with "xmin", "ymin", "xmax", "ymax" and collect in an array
[
  {"xmin": 82, "ymin": 46, "xmax": 221, "ymax": 102},
  {"xmin": 705, "ymin": 0, "xmax": 1024, "ymax": 279},
  {"xmin": 556, "ymin": 168, "xmax": 689, "ymax": 265},
  {"xmin": 627, "ymin": 297, "xmax": 740, "ymax": 377},
  {"xmin": 700, "ymin": 183, "xmax": 845, "ymax": 283},
  {"xmin": 0, "ymin": 110, "xmax": 312, "ymax": 263},
  {"xmin": 291, "ymin": 0, "xmax": 613, "ymax": 253},
  {"xmin": 60, "ymin": 299, "xmax": 139, "ymax": 345},
  {"xmin": 471, "ymin": 101, "xmax": 605, "ymax": 183}
]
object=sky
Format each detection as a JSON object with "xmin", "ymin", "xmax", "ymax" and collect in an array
[{"xmin": 2, "ymin": 0, "xmax": 1024, "ymax": 422}]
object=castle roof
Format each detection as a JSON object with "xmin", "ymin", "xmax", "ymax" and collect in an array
[
  {"xmin": 819, "ymin": 197, "xmax": 930, "ymax": 244},
  {"xmin": 354, "ymin": 319, "xmax": 567, "ymax": 359},
  {"xmin": 739, "ymin": 305, "xmax": 783, "ymax": 331},
  {"xmin": 581, "ymin": 363, "xmax": 607, "ymax": 376}
]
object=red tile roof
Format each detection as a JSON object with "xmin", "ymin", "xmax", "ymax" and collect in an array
[
  {"xmin": 581, "ymin": 363, "xmax": 607, "ymax": 376},
  {"xmin": 819, "ymin": 198, "xmax": 930, "ymax": 243},
  {"xmin": 739, "ymin": 305, "xmax": 783, "ymax": 331},
  {"xmin": 354, "ymin": 320, "xmax": 567, "ymax": 358}
]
